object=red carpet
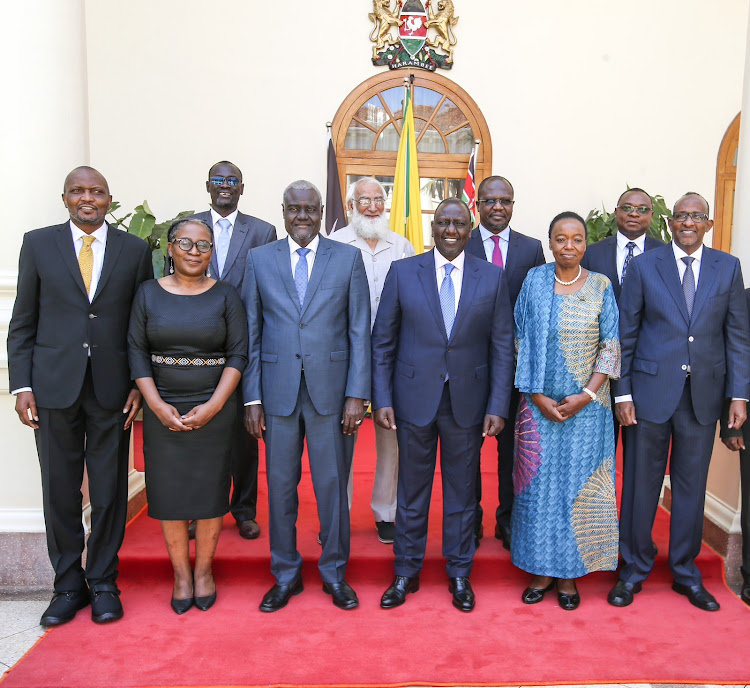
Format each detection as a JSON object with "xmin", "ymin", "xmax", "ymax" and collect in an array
[{"xmin": 3, "ymin": 419, "xmax": 750, "ymax": 688}]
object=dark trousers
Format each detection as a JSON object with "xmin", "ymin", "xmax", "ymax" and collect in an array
[
  {"xmin": 35, "ymin": 364, "xmax": 130, "ymax": 593},
  {"xmin": 394, "ymin": 383, "xmax": 482, "ymax": 579},
  {"xmin": 740, "ymin": 438, "xmax": 750, "ymax": 580},
  {"xmin": 263, "ymin": 373, "xmax": 354, "ymax": 585},
  {"xmin": 619, "ymin": 379, "xmax": 715, "ymax": 586},
  {"xmin": 229, "ymin": 394, "xmax": 259, "ymax": 523},
  {"xmin": 475, "ymin": 386, "xmax": 519, "ymax": 531}
]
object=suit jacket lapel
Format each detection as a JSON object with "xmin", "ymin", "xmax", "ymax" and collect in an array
[
  {"xmin": 506, "ymin": 230, "xmax": 520, "ymax": 273},
  {"xmin": 222, "ymin": 213, "xmax": 248, "ymax": 277},
  {"xmin": 417, "ymin": 251, "xmax": 448, "ymax": 342},
  {"xmin": 450, "ymin": 259, "xmax": 479, "ymax": 342},
  {"xmin": 54, "ymin": 223, "xmax": 90, "ymax": 300},
  {"xmin": 690, "ymin": 248, "xmax": 719, "ymax": 321},
  {"xmin": 607, "ymin": 237, "xmax": 621, "ymax": 300},
  {"xmin": 655, "ymin": 248, "xmax": 690, "ymax": 325},
  {"xmin": 92, "ymin": 226, "xmax": 125, "ymax": 301},
  {"xmin": 300, "ymin": 239, "xmax": 331, "ymax": 317},
  {"xmin": 275, "ymin": 240, "xmax": 301, "ymax": 312}
]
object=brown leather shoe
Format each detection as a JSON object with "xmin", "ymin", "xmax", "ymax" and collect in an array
[{"xmin": 237, "ymin": 519, "xmax": 260, "ymax": 540}]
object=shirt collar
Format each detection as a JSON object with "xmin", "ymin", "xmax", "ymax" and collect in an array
[
  {"xmin": 210, "ymin": 208, "xmax": 239, "ymax": 229},
  {"xmin": 672, "ymin": 240, "xmax": 703, "ymax": 265},
  {"xmin": 70, "ymin": 221, "xmax": 107, "ymax": 243},
  {"xmin": 433, "ymin": 247, "xmax": 465, "ymax": 273},
  {"xmin": 616, "ymin": 231, "xmax": 647, "ymax": 251},
  {"xmin": 288, "ymin": 234, "xmax": 320, "ymax": 257},
  {"xmin": 479, "ymin": 224, "xmax": 510, "ymax": 242}
]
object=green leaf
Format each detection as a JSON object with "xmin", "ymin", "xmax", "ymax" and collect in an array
[
  {"xmin": 142, "ymin": 200, "xmax": 154, "ymax": 216},
  {"xmin": 152, "ymin": 248, "xmax": 166, "ymax": 279}
]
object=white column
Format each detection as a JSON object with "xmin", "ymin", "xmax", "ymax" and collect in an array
[
  {"xmin": 732, "ymin": 9, "xmax": 750, "ymax": 274},
  {"xmin": 0, "ymin": 0, "xmax": 89, "ymax": 532}
]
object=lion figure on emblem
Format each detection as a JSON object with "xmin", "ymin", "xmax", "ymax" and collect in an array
[
  {"xmin": 369, "ymin": 0, "xmax": 403, "ymax": 60},
  {"xmin": 425, "ymin": 0, "xmax": 458, "ymax": 63}
]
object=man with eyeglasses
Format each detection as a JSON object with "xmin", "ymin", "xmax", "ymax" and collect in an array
[
  {"xmin": 609, "ymin": 192, "xmax": 750, "ymax": 611},
  {"xmin": 329, "ymin": 177, "xmax": 415, "ymax": 545},
  {"xmin": 190, "ymin": 161, "xmax": 276, "ymax": 542},
  {"xmin": 465, "ymin": 176, "xmax": 545, "ymax": 551},
  {"xmin": 373, "ymin": 198, "xmax": 514, "ymax": 611},
  {"xmin": 7, "ymin": 167, "xmax": 153, "ymax": 626}
]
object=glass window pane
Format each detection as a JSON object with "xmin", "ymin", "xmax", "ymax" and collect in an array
[
  {"xmin": 345, "ymin": 121, "xmax": 376, "ymax": 150},
  {"xmin": 413, "ymin": 87, "xmax": 442, "ymax": 120},
  {"xmin": 356, "ymin": 96, "xmax": 389, "ymax": 128},
  {"xmin": 446, "ymin": 125, "xmax": 475, "ymax": 154},
  {"xmin": 376, "ymin": 122, "xmax": 400, "ymax": 151},
  {"xmin": 417, "ymin": 125, "xmax": 445, "ymax": 153},
  {"xmin": 447, "ymin": 178, "xmax": 463, "ymax": 198},
  {"xmin": 381, "ymin": 87, "xmax": 405, "ymax": 119},
  {"xmin": 346, "ymin": 175, "xmax": 395, "ymax": 212},
  {"xmin": 422, "ymin": 212, "xmax": 434, "ymax": 248},
  {"xmin": 421, "ymin": 178, "xmax": 446, "ymax": 208},
  {"xmin": 433, "ymin": 98, "xmax": 467, "ymax": 133}
]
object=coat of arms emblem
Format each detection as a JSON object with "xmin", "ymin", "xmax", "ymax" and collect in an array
[{"xmin": 369, "ymin": 0, "xmax": 459, "ymax": 71}]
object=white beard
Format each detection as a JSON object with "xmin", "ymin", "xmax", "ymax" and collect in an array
[{"xmin": 350, "ymin": 211, "xmax": 389, "ymax": 240}]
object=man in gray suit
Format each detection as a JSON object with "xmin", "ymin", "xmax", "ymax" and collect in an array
[
  {"xmin": 243, "ymin": 180, "xmax": 371, "ymax": 612},
  {"xmin": 192, "ymin": 160, "xmax": 276, "ymax": 541}
]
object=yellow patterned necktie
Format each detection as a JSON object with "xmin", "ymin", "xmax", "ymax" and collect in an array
[{"xmin": 78, "ymin": 235, "xmax": 96, "ymax": 295}]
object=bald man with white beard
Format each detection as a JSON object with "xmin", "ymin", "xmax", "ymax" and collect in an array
[{"xmin": 329, "ymin": 177, "xmax": 415, "ymax": 544}]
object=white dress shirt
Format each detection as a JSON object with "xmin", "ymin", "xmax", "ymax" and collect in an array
[
  {"xmin": 479, "ymin": 225, "xmax": 509, "ymax": 266},
  {"xmin": 289, "ymin": 234, "xmax": 319, "ymax": 279},
  {"xmin": 433, "ymin": 248, "xmax": 465, "ymax": 312},
  {"xmin": 616, "ymin": 231, "xmax": 647, "ymax": 282},
  {"xmin": 210, "ymin": 208, "xmax": 238, "ymax": 237}
]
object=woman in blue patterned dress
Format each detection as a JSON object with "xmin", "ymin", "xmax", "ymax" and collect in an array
[{"xmin": 511, "ymin": 212, "xmax": 620, "ymax": 610}]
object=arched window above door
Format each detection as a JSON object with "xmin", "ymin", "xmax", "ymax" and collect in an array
[
  {"xmin": 331, "ymin": 71, "xmax": 492, "ymax": 248},
  {"xmin": 713, "ymin": 113, "xmax": 740, "ymax": 253}
]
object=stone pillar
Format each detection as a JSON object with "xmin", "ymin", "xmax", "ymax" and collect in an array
[{"xmin": 732, "ymin": 10, "xmax": 750, "ymax": 274}]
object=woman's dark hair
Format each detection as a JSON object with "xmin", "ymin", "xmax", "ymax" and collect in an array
[
  {"xmin": 548, "ymin": 211, "xmax": 587, "ymax": 239},
  {"xmin": 166, "ymin": 218, "xmax": 213, "ymax": 274}
]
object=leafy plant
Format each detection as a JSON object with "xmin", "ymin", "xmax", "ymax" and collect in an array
[
  {"xmin": 585, "ymin": 191, "xmax": 672, "ymax": 245},
  {"xmin": 108, "ymin": 201, "xmax": 194, "ymax": 278}
]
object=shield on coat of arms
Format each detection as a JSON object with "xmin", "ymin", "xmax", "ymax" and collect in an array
[{"xmin": 399, "ymin": 0, "xmax": 427, "ymax": 57}]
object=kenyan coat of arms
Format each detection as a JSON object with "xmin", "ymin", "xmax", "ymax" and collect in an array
[{"xmin": 369, "ymin": 0, "xmax": 459, "ymax": 71}]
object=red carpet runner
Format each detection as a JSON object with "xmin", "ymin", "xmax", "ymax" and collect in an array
[{"xmin": 3, "ymin": 419, "xmax": 750, "ymax": 688}]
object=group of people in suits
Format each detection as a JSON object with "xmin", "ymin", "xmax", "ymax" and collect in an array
[{"xmin": 8, "ymin": 163, "xmax": 750, "ymax": 627}]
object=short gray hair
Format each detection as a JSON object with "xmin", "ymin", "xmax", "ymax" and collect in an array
[
  {"xmin": 345, "ymin": 176, "xmax": 386, "ymax": 205},
  {"xmin": 282, "ymin": 180, "xmax": 322, "ymax": 207}
]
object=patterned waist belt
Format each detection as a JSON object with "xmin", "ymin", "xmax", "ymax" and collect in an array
[{"xmin": 151, "ymin": 354, "xmax": 226, "ymax": 366}]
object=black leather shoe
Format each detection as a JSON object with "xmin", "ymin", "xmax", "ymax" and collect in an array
[
  {"xmin": 188, "ymin": 520, "xmax": 197, "ymax": 540},
  {"xmin": 672, "ymin": 582, "xmax": 720, "ymax": 611},
  {"xmin": 380, "ymin": 576, "xmax": 420, "ymax": 608},
  {"xmin": 557, "ymin": 584, "xmax": 580, "ymax": 611},
  {"xmin": 741, "ymin": 577, "xmax": 750, "ymax": 606},
  {"xmin": 607, "ymin": 580, "xmax": 642, "ymax": 607},
  {"xmin": 90, "ymin": 586, "xmax": 123, "ymax": 624},
  {"xmin": 170, "ymin": 596, "xmax": 193, "ymax": 615},
  {"xmin": 375, "ymin": 521, "xmax": 395, "ymax": 544},
  {"xmin": 448, "ymin": 577, "xmax": 475, "ymax": 612},
  {"xmin": 237, "ymin": 519, "xmax": 260, "ymax": 540},
  {"xmin": 195, "ymin": 590, "xmax": 217, "ymax": 611},
  {"xmin": 521, "ymin": 579, "xmax": 555, "ymax": 604},
  {"xmin": 322, "ymin": 580, "xmax": 359, "ymax": 609},
  {"xmin": 40, "ymin": 590, "xmax": 89, "ymax": 627},
  {"xmin": 494, "ymin": 523, "xmax": 511, "ymax": 550},
  {"xmin": 259, "ymin": 578, "xmax": 303, "ymax": 612}
]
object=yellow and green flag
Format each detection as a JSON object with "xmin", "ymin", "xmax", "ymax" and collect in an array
[{"xmin": 390, "ymin": 88, "xmax": 423, "ymax": 254}]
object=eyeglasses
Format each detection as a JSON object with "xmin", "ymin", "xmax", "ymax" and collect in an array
[
  {"xmin": 617, "ymin": 204, "xmax": 652, "ymax": 215},
  {"xmin": 209, "ymin": 176, "xmax": 241, "ymax": 187},
  {"xmin": 477, "ymin": 198, "xmax": 514, "ymax": 208},
  {"xmin": 172, "ymin": 238, "xmax": 213, "ymax": 253},
  {"xmin": 356, "ymin": 197, "xmax": 385, "ymax": 207},
  {"xmin": 672, "ymin": 212, "xmax": 709, "ymax": 223}
]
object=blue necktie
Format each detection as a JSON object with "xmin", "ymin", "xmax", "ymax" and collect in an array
[
  {"xmin": 682, "ymin": 256, "xmax": 695, "ymax": 318},
  {"xmin": 440, "ymin": 263, "xmax": 455, "ymax": 338},
  {"xmin": 295, "ymin": 247, "xmax": 311, "ymax": 307},
  {"xmin": 216, "ymin": 218, "xmax": 231, "ymax": 277},
  {"xmin": 621, "ymin": 241, "xmax": 636, "ymax": 285}
]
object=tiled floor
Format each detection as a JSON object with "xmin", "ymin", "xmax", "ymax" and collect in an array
[{"xmin": 0, "ymin": 600, "xmax": 748, "ymax": 688}]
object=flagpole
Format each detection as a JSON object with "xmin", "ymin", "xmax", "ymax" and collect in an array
[{"xmin": 401, "ymin": 77, "xmax": 410, "ymax": 230}]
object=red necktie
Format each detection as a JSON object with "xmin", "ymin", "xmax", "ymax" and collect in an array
[{"xmin": 491, "ymin": 235, "xmax": 504, "ymax": 267}]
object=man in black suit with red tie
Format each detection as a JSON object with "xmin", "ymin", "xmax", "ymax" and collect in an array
[
  {"xmin": 7, "ymin": 167, "xmax": 153, "ymax": 627},
  {"xmin": 464, "ymin": 175, "xmax": 544, "ymax": 549}
]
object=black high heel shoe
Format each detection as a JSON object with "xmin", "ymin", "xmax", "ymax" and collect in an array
[
  {"xmin": 557, "ymin": 581, "xmax": 580, "ymax": 610},
  {"xmin": 521, "ymin": 579, "xmax": 556, "ymax": 604},
  {"xmin": 170, "ymin": 596, "xmax": 194, "ymax": 615},
  {"xmin": 195, "ymin": 589, "xmax": 217, "ymax": 611}
]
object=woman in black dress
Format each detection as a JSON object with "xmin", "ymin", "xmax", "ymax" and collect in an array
[{"xmin": 128, "ymin": 219, "xmax": 248, "ymax": 614}]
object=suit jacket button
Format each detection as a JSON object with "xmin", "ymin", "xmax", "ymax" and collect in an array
[
  {"xmin": 681, "ymin": 364, "xmax": 687, "ymax": 370},
  {"xmin": 83, "ymin": 343, "xmax": 89, "ymax": 348},
  {"xmin": 440, "ymin": 374, "xmax": 446, "ymax": 380},
  {"xmin": 688, "ymin": 336, "xmax": 694, "ymax": 342},
  {"xmin": 295, "ymin": 354, "xmax": 301, "ymax": 359},
  {"xmin": 447, "ymin": 347, "xmax": 452, "ymax": 352},
  {"xmin": 88, "ymin": 313, "xmax": 96, "ymax": 319},
  {"xmin": 300, "ymin": 323, "xmax": 305, "ymax": 328}
]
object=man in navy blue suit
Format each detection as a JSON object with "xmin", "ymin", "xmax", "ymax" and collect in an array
[
  {"xmin": 372, "ymin": 198, "xmax": 515, "ymax": 612},
  {"xmin": 609, "ymin": 192, "xmax": 750, "ymax": 611},
  {"xmin": 464, "ymin": 176, "xmax": 544, "ymax": 550}
]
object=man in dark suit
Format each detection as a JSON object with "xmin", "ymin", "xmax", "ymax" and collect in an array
[
  {"xmin": 7, "ymin": 167, "xmax": 153, "ymax": 626},
  {"xmin": 372, "ymin": 198, "xmax": 514, "ymax": 611},
  {"xmin": 609, "ymin": 192, "xmax": 750, "ymax": 611},
  {"xmin": 191, "ymin": 160, "xmax": 276, "ymax": 541},
  {"xmin": 464, "ymin": 175, "xmax": 544, "ymax": 549},
  {"xmin": 719, "ymin": 287, "xmax": 750, "ymax": 606},
  {"xmin": 243, "ymin": 180, "xmax": 371, "ymax": 612}
]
